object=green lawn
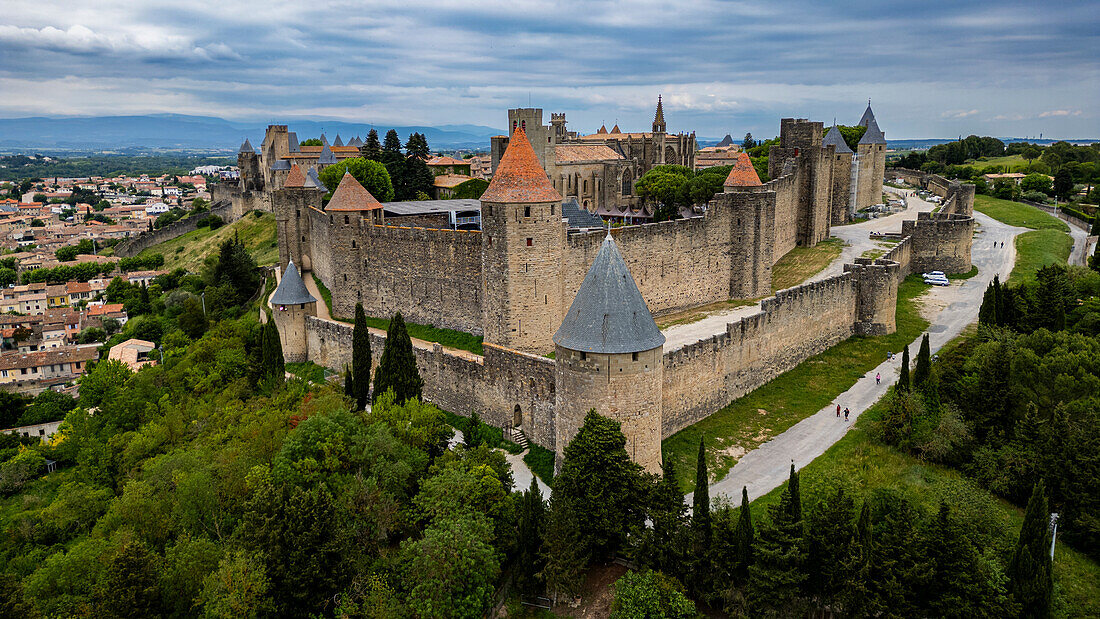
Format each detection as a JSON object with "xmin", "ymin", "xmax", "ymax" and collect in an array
[
  {"xmin": 314, "ymin": 274, "xmax": 484, "ymax": 355},
  {"xmin": 771, "ymin": 237, "xmax": 845, "ymax": 293},
  {"xmin": 663, "ymin": 275, "xmax": 931, "ymax": 490},
  {"xmin": 744, "ymin": 388, "xmax": 1100, "ymax": 618},
  {"xmin": 974, "ymin": 194, "xmax": 1069, "ymax": 232},
  {"xmin": 969, "ymin": 154, "xmax": 1028, "ymax": 173},
  {"xmin": 137, "ymin": 210, "xmax": 279, "ymax": 272},
  {"xmin": 972, "ymin": 195, "xmax": 1073, "ymax": 284}
]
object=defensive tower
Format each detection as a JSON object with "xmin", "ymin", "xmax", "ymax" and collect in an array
[
  {"xmin": 553, "ymin": 232, "xmax": 665, "ymax": 474},
  {"xmin": 271, "ymin": 260, "xmax": 317, "ymax": 363}
]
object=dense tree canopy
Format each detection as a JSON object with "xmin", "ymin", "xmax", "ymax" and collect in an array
[{"xmin": 318, "ymin": 157, "xmax": 394, "ymax": 203}]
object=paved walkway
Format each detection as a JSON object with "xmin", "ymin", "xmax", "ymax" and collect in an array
[
  {"xmin": 448, "ymin": 429, "xmax": 551, "ymax": 496},
  {"xmin": 701, "ymin": 212, "xmax": 1025, "ymax": 504}
]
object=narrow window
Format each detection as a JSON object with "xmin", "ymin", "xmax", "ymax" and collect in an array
[
  {"xmin": 524, "ymin": 206, "xmax": 531, "ymax": 217},
  {"xmin": 351, "ymin": 240, "xmax": 357, "ymax": 248},
  {"xmin": 526, "ymin": 238, "xmax": 533, "ymax": 246},
  {"xmin": 344, "ymin": 215, "xmax": 349, "ymax": 224},
  {"xmin": 632, "ymin": 352, "xmax": 638, "ymax": 361},
  {"xmin": 296, "ymin": 209, "xmax": 300, "ymax": 218},
  {"xmin": 551, "ymin": 204, "xmax": 555, "ymax": 215},
  {"xmin": 580, "ymin": 351, "xmax": 587, "ymax": 361}
]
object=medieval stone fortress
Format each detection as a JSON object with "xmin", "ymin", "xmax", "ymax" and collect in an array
[{"xmin": 237, "ymin": 101, "xmax": 976, "ymax": 473}]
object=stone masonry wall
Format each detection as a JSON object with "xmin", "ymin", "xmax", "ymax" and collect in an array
[
  {"xmin": 661, "ymin": 272, "xmax": 858, "ymax": 436},
  {"xmin": 113, "ymin": 201, "xmax": 236, "ymax": 258},
  {"xmin": 902, "ymin": 212, "xmax": 974, "ymax": 274}
]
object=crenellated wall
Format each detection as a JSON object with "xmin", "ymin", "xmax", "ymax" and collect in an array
[
  {"xmin": 660, "ymin": 272, "xmax": 858, "ymax": 436},
  {"xmin": 902, "ymin": 212, "xmax": 974, "ymax": 274}
]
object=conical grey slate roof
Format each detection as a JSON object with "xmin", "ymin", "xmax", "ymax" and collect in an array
[
  {"xmin": 333, "ymin": 134, "xmax": 344, "ymax": 147},
  {"xmin": 305, "ymin": 167, "xmax": 328, "ymax": 192},
  {"xmin": 562, "ymin": 197, "xmax": 604, "ymax": 229},
  {"xmin": 717, "ymin": 134, "xmax": 734, "ymax": 147},
  {"xmin": 554, "ymin": 233, "xmax": 665, "ymax": 354},
  {"xmin": 239, "ymin": 139, "xmax": 254, "ymax": 153},
  {"xmin": 858, "ymin": 103, "xmax": 876, "ymax": 128},
  {"xmin": 348, "ymin": 136, "xmax": 363, "ymax": 147},
  {"xmin": 270, "ymin": 158, "xmax": 292, "ymax": 171},
  {"xmin": 858, "ymin": 118, "xmax": 886, "ymax": 145},
  {"xmin": 270, "ymin": 261, "xmax": 317, "ymax": 305},
  {"xmin": 317, "ymin": 142, "xmax": 337, "ymax": 164},
  {"xmin": 320, "ymin": 134, "xmax": 329, "ymax": 146},
  {"xmin": 288, "ymin": 132, "xmax": 300, "ymax": 153},
  {"xmin": 822, "ymin": 125, "xmax": 853, "ymax": 154}
]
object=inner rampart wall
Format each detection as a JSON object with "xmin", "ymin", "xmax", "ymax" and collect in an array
[{"xmin": 660, "ymin": 272, "xmax": 858, "ymax": 436}]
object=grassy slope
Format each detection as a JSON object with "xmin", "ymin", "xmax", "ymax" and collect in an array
[
  {"xmin": 663, "ymin": 275, "xmax": 930, "ymax": 489},
  {"xmin": 973, "ymin": 194, "xmax": 1073, "ymax": 283},
  {"xmin": 770, "ymin": 237, "xmax": 845, "ymax": 293},
  {"xmin": 745, "ymin": 391, "xmax": 1100, "ymax": 618},
  {"xmin": 137, "ymin": 211, "xmax": 279, "ymax": 272},
  {"xmin": 969, "ymin": 154, "xmax": 1028, "ymax": 172}
]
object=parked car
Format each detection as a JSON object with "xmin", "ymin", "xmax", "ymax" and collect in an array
[
  {"xmin": 923, "ymin": 271, "xmax": 945, "ymax": 278},
  {"xmin": 923, "ymin": 276, "xmax": 950, "ymax": 286}
]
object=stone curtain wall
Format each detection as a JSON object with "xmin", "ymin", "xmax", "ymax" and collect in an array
[
  {"xmin": 304, "ymin": 317, "xmax": 559, "ymax": 448},
  {"xmin": 306, "ymin": 207, "xmax": 333, "ymax": 290},
  {"xmin": 112, "ymin": 201, "xmax": 236, "ymax": 258},
  {"xmin": 660, "ymin": 272, "xmax": 858, "ymax": 436},
  {"xmin": 902, "ymin": 212, "xmax": 975, "ymax": 274}
]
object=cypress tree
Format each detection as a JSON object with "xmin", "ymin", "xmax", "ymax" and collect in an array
[
  {"xmin": 806, "ymin": 487, "xmax": 856, "ymax": 600},
  {"xmin": 260, "ymin": 318, "xmax": 284, "ymax": 382},
  {"xmin": 516, "ymin": 476, "xmax": 548, "ymax": 594},
  {"xmin": 1035, "ymin": 265, "xmax": 1067, "ymax": 331},
  {"xmin": 747, "ymin": 463, "xmax": 806, "ymax": 613},
  {"xmin": 913, "ymin": 333, "xmax": 932, "ymax": 388},
  {"xmin": 343, "ymin": 364, "xmax": 353, "ymax": 399},
  {"xmin": 372, "ymin": 312, "xmax": 423, "ymax": 404},
  {"xmin": 993, "ymin": 274, "xmax": 1005, "ymax": 325},
  {"xmin": 898, "ymin": 345, "xmax": 911, "ymax": 393},
  {"xmin": 920, "ymin": 502, "xmax": 990, "ymax": 617},
  {"xmin": 352, "ymin": 303, "xmax": 371, "ymax": 409},
  {"xmin": 979, "ymin": 281, "xmax": 997, "ymax": 325},
  {"xmin": 1009, "ymin": 482, "xmax": 1053, "ymax": 618},
  {"xmin": 641, "ymin": 456, "xmax": 687, "ymax": 576},
  {"xmin": 540, "ymin": 497, "xmax": 587, "ymax": 604},
  {"xmin": 693, "ymin": 437, "xmax": 711, "ymax": 544},
  {"xmin": 840, "ymin": 501, "xmax": 874, "ymax": 617},
  {"xmin": 362, "ymin": 128, "xmax": 382, "ymax": 161},
  {"xmin": 734, "ymin": 486, "xmax": 755, "ymax": 581},
  {"xmin": 464, "ymin": 412, "xmax": 482, "ymax": 449}
]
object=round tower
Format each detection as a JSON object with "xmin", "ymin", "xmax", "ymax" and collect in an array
[
  {"xmin": 553, "ymin": 233, "xmax": 665, "ymax": 474},
  {"xmin": 270, "ymin": 260, "xmax": 317, "ymax": 364}
]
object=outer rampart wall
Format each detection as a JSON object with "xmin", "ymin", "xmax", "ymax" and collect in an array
[
  {"xmin": 113, "ymin": 201, "xmax": 236, "ymax": 258},
  {"xmin": 661, "ymin": 272, "xmax": 857, "ymax": 436},
  {"xmin": 902, "ymin": 212, "xmax": 974, "ymax": 274},
  {"xmin": 304, "ymin": 317, "xmax": 558, "ymax": 448}
]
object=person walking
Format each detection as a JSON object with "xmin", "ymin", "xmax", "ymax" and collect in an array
[
  {"xmin": 844, "ymin": 407, "xmax": 850, "ymax": 422},
  {"xmin": 836, "ymin": 404, "xmax": 841, "ymax": 418},
  {"xmin": 875, "ymin": 372, "xmax": 881, "ymax": 385}
]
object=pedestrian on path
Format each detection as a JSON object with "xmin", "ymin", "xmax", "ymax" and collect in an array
[
  {"xmin": 844, "ymin": 407, "xmax": 850, "ymax": 422},
  {"xmin": 876, "ymin": 372, "xmax": 881, "ymax": 385},
  {"xmin": 836, "ymin": 404, "xmax": 841, "ymax": 418}
]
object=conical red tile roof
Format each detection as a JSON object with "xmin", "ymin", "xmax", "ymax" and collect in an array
[
  {"xmin": 480, "ymin": 127, "xmax": 561, "ymax": 203},
  {"xmin": 284, "ymin": 164, "xmax": 307, "ymax": 188},
  {"xmin": 326, "ymin": 171, "xmax": 382, "ymax": 211},
  {"xmin": 723, "ymin": 152, "xmax": 762, "ymax": 187}
]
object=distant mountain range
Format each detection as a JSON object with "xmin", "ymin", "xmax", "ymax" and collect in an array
[{"xmin": 0, "ymin": 114, "xmax": 505, "ymax": 151}]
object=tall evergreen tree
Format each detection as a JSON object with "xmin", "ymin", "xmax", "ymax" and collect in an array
[
  {"xmin": 748, "ymin": 464, "xmax": 806, "ymax": 613},
  {"xmin": 898, "ymin": 345, "xmax": 911, "ymax": 393},
  {"xmin": 372, "ymin": 312, "xmax": 423, "ymax": 404},
  {"xmin": 979, "ymin": 281, "xmax": 998, "ymax": 325},
  {"xmin": 1009, "ymin": 481, "xmax": 1053, "ymax": 618},
  {"xmin": 1035, "ymin": 265, "xmax": 1067, "ymax": 332},
  {"xmin": 920, "ymin": 502, "xmax": 994, "ymax": 617},
  {"xmin": 993, "ymin": 274, "xmax": 1006, "ymax": 325},
  {"xmin": 1091, "ymin": 237, "xmax": 1100, "ymax": 273},
  {"xmin": 692, "ymin": 438, "xmax": 711, "ymax": 545},
  {"xmin": 405, "ymin": 132, "xmax": 431, "ymax": 159},
  {"xmin": 806, "ymin": 487, "xmax": 856, "ymax": 602},
  {"xmin": 343, "ymin": 364, "xmax": 354, "ymax": 400},
  {"xmin": 381, "ymin": 129, "xmax": 407, "ymax": 198},
  {"xmin": 352, "ymin": 303, "xmax": 371, "ymax": 409},
  {"xmin": 362, "ymin": 128, "xmax": 382, "ymax": 161},
  {"xmin": 641, "ymin": 456, "xmax": 687, "ymax": 576},
  {"xmin": 913, "ymin": 333, "xmax": 932, "ymax": 388},
  {"xmin": 464, "ymin": 412, "xmax": 482, "ymax": 449},
  {"xmin": 839, "ymin": 500, "xmax": 874, "ymax": 616},
  {"xmin": 540, "ymin": 497, "xmax": 587, "ymax": 604},
  {"xmin": 260, "ymin": 319, "xmax": 284, "ymax": 383},
  {"xmin": 380, "ymin": 129, "xmax": 403, "ymax": 166},
  {"xmin": 734, "ymin": 486, "xmax": 755, "ymax": 581},
  {"xmin": 516, "ymin": 477, "xmax": 548, "ymax": 594}
]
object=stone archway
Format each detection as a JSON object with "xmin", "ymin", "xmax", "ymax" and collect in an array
[{"xmin": 513, "ymin": 404, "xmax": 522, "ymax": 427}]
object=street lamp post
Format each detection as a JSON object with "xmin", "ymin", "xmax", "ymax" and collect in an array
[{"xmin": 1050, "ymin": 513, "xmax": 1060, "ymax": 560}]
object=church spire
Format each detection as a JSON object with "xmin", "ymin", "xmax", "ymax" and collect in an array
[{"xmin": 652, "ymin": 95, "xmax": 666, "ymax": 133}]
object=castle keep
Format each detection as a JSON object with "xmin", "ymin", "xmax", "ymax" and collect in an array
[{"xmin": 269, "ymin": 108, "xmax": 970, "ymax": 472}]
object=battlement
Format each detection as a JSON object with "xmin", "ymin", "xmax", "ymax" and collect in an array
[{"xmin": 779, "ymin": 118, "xmax": 824, "ymax": 150}]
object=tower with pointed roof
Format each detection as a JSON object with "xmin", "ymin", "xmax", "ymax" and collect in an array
[
  {"xmin": 480, "ymin": 126, "xmax": 566, "ymax": 353},
  {"xmin": 652, "ymin": 95, "xmax": 668, "ymax": 164},
  {"xmin": 271, "ymin": 260, "xmax": 317, "ymax": 363},
  {"xmin": 237, "ymin": 138, "xmax": 265, "ymax": 194},
  {"xmin": 273, "ymin": 164, "xmax": 324, "ymax": 273},
  {"xmin": 854, "ymin": 103, "xmax": 887, "ymax": 210},
  {"xmin": 822, "ymin": 124, "xmax": 855, "ymax": 224},
  {"xmin": 553, "ymin": 232, "xmax": 665, "ymax": 473}
]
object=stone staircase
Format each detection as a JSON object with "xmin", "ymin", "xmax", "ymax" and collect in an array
[{"xmin": 510, "ymin": 426, "xmax": 529, "ymax": 450}]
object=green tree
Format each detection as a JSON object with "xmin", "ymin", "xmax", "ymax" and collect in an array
[
  {"xmin": 1022, "ymin": 146, "xmax": 1042, "ymax": 170},
  {"xmin": 400, "ymin": 511, "xmax": 500, "ymax": 618},
  {"xmin": 372, "ymin": 312, "xmax": 422, "ymax": 404},
  {"xmin": 919, "ymin": 502, "xmax": 997, "ymax": 617},
  {"xmin": 555, "ymin": 410, "xmax": 649, "ymax": 559},
  {"xmin": 516, "ymin": 476, "xmax": 548, "ymax": 594},
  {"xmin": 1009, "ymin": 482, "xmax": 1053, "ymax": 618},
  {"xmin": 100, "ymin": 540, "xmax": 164, "ymax": 618},
  {"xmin": 610, "ymin": 570, "xmax": 696, "ymax": 619},
  {"xmin": 260, "ymin": 318, "xmax": 284, "ymax": 383},
  {"xmin": 692, "ymin": 437, "xmax": 711, "ymax": 546},
  {"xmin": 748, "ymin": 463, "xmax": 806, "ymax": 613},
  {"xmin": 742, "ymin": 133, "xmax": 756, "ymax": 150},
  {"xmin": 178, "ymin": 296, "xmax": 208, "ymax": 339},
  {"xmin": 0, "ymin": 267, "xmax": 16, "ymax": 288},
  {"xmin": 208, "ymin": 235, "xmax": 260, "ymax": 306},
  {"xmin": 1035, "ymin": 265, "xmax": 1068, "ymax": 331},
  {"xmin": 1053, "ymin": 168, "xmax": 1074, "ymax": 202},
  {"xmin": 541, "ymin": 497, "xmax": 588, "ymax": 604},
  {"xmin": 640, "ymin": 456, "xmax": 687, "ymax": 576},
  {"xmin": 914, "ymin": 333, "xmax": 932, "ymax": 388},
  {"xmin": 839, "ymin": 500, "xmax": 875, "ymax": 616},
  {"xmin": 352, "ymin": 303, "xmax": 372, "ymax": 409},
  {"xmin": 318, "ymin": 157, "xmax": 394, "ymax": 203},
  {"xmin": 452, "ymin": 178, "xmax": 489, "ymax": 199},
  {"xmin": 805, "ymin": 487, "xmax": 856, "ymax": 603},
  {"xmin": 735, "ymin": 486, "xmax": 755, "ymax": 581},
  {"xmin": 199, "ymin": 550, "xmax": 273, "ymax": 619},
  {"xmin": 1020, "ymin": 173, "xmax": 1053, "ymax": 196},
  {"xmin": 362, "ymin": 128, "xmax": 382, "ymax": 161},
  {"xmin": 898, "ymin": 344, "xmax": 911, "ymax": 393}
]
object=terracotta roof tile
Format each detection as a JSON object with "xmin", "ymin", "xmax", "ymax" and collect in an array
[
  {"xmin": 480, "ymin": 127, "xmax": 561, "ymax": 204},
  {"xmin": 433, "ymin": 174, "xmax": 474, "ymax": 189},
  {"xmin": 325, "ymin": 172, "xmax": 382, "ymax": 211},
  {"xmin": 284, "ymin": 164, "xmax": 307, "ymax": 188},
  {"xmin": 724, "ymin": 152, "xmax": 763, "ymax": 187},
  {"xmin": 555, "ymin": 144, "xmax": 624, "ymax": 163}
]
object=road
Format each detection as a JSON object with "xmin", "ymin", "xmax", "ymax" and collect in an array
[{"xmin": 701, "ymin": 209, "xmax": 1024, "ymax": 504}]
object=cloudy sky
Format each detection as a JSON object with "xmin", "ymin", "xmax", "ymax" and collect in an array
[{"xmin": 1, "ymin": 0, "xmax": 1097, "ymax": 139}]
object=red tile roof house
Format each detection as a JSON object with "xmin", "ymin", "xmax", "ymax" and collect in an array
[{"xmin": 0, "ymin": 345, "xmax": 98, "ymax": 396}]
